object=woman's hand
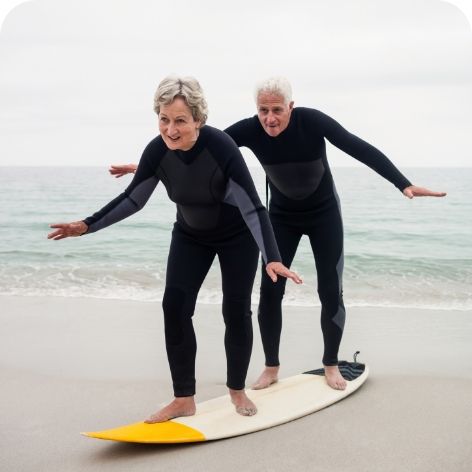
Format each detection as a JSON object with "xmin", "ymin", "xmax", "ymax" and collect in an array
[
  {"xmin": 108, "ymin": 164, "xmax": 137, "ymax": 178},
  {"xmin": 266, "ymin": 262, "xmax": 303, "ymax": 284},
  {"xmin": 47, "ymin": 221, "xmax": 88, "ymax": 240},
  {"xmin": 403, "ymin": 185, "xmax": 447, "ymax": 199}
]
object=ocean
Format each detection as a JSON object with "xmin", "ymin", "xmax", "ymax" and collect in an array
[{"xmin": 0, "ymin": 166, "xmax": 470, "ymax": 310}]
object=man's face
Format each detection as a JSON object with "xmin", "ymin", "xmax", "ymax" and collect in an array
[{"xmin": 256, "ymin": 92, "xmax": 294, "ymax": 137}]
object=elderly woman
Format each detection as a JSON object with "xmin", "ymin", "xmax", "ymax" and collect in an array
[{"xmin": 48, "ymin": 76, "xmax": 301, "ymax": 422}]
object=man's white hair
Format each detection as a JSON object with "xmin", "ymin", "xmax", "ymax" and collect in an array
[{"xmin": 254, "ymin": 77, "xmax": 293, "ymax": 104}]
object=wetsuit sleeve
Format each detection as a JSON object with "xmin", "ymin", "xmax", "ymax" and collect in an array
[
  {"xmin": 315, "ymin": 110, "xmax": 412, "ymax": 191},
  {"xmin": 83, "ymin": 141, "xmax": 161, "ymax": 234},
  {"xmin": 224, "ymin": 119, "xmax": 253, "ymax": 148},
  {"xmin": 217, "ymin": 135, "xmax": 281, "ymax": 264}
]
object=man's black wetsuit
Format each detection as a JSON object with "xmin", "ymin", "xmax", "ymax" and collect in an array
[
  {"xmin": 225, "ymin": 107, "xmax": 411, "ymax": 366},
  {"xmin": 84, "ymin": 125, "xmax": 281, "ymax": 396}
]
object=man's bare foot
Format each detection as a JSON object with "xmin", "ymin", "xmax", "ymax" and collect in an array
[
  {"xmin": 144, "ymin": 396, "xmax": 196, "ymax": 423},
  {"xmin": 229, "ymin": 389, "xmax": 257, "ymax": 416},
  {"xmin": 324, "ymin": 365, "xmax": 347, "ymax": 390},
  {"xmin": 251, "ymin": 365, "xmax": 279, "ymax": 390}
]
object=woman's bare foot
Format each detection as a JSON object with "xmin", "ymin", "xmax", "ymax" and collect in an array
[
  {"xmin": 144, "ymin": 396, "xmax": 196, "ymax": 423},
  {"xmin": 229, "ymin": 389, "xmax": 257, "ymax": 416},
  {"xmin": 251, "ymin": 365, "xmax": 279, "ymax": 390},
  {"xmin": 324, "ymin": 365, "xmax": 347, "ymax": 390}
]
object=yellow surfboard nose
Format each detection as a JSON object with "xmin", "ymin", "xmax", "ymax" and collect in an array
[{"xmin": 82, "ymin": 420, "xmax": 206, "ymax": 443}]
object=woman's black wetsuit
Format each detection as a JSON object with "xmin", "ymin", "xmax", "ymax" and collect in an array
[
  {"xmin": 225, "ymin": 107, "xmax": 411, "ymax": 366},
  {"xmin": 83, "ymin": 125, "xmax": 281, "ymax": 396}
]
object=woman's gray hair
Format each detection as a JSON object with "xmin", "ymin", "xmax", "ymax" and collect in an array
[
  {"xmin": 154, "ymin": 76, "xmax": 208, "ymax": 125},
  {"xmin": 254, "ymin": 77, "xmax": 293, "ymax": 104}
]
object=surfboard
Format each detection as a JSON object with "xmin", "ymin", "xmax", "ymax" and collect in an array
[{"xmin": 82, "ymin": 359, "xmax": 368, "ymax": 444}]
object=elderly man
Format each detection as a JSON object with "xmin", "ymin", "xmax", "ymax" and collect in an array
[{"xmin": 111, "ymin": 77, "xmax": 446, "ymax": 391}]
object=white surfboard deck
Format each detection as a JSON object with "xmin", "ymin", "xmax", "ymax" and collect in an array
[{"xmin": 83, "ymin": 362, "xmax": 368, "ymax": 443}]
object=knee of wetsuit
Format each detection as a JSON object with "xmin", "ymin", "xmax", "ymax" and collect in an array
[
  {"xmin": 162, "ymin": 286, "xmax": 194, "ymax": 345},
  {"xmin": 317, "ymin": 281, "xmax": 342, "ymax": 306},
  {"xmin": 259, "ymin": 280, "xmax": 286, "ymax": 304},
  {"xmin": 222, "ymin": 297, "xmax": 252, "ymax": 320},
  {"xmin": 222, "ymin": 299, "xmax": 253, "ymax": 344}
]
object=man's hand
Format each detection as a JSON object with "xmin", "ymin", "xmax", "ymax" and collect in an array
[
  {"xmin": 109, "ymin": 164, "xmax": 137, "ymax": 178},
  {"xmin": 403, "ymin": 185, "xmax": 447, "ymax": 199}
]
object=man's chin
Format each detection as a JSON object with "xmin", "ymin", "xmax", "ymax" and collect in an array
[{"xmin": 264, "ymin": 127, "xmax": 280, "ymax": 137}]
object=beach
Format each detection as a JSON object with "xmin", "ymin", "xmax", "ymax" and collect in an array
[
  {"xmin": 1, "ymin": 0, "xmax": 471, "ymax": 469},
  {"xmin": 1, "ymin": 295, "xmax": 471, "ymax": 472},
  {"xmin": 0, "ymin": 168, "xmax": 469, "ymax": 471}
]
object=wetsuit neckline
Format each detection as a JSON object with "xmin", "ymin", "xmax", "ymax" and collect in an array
[{"xmin": 173, "ymin": 126, "xmax": 208, "ymax": 163}]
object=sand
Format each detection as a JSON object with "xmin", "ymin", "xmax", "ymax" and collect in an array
[{"xmin": 1, "ymin": 295, "xmax": 471, "ymax": 472}]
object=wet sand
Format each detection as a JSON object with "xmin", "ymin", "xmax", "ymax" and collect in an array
[{"xmin": 1, "ymin": 295, "xmax": 471, "ymax": 472}]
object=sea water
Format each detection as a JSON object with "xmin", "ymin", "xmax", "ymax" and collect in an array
[{"xmin": 0, "ymin": 166, "xmax": 470, "ymax": 310}]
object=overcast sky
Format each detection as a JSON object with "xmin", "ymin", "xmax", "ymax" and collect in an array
[{"xmin": 0, "ymin": 0, "xmax": 471, "ymax": 167}]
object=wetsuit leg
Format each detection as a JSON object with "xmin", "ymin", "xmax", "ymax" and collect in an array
[
  {"xmin": 307, "ymin": 204, "xmax": 345, "ymax": 366},
  {"xmin": 218, "ymin": 229, "xmax": 259, "ymax": 390},
  {"xmin": 163, "ymin": 226, "xmax": 215, "ymax": 397},
  {"xmin": 258, "ymin": 221, "xmax": 302, "ymax": 366}
]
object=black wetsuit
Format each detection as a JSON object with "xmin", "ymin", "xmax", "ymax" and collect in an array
[
  {"xmin": 225, "ymin": 107, "xmax": 411, "ymax": 366},
  {"xmin": 84, "ymin": 125, "xmax": 281, "ymax": 396}
]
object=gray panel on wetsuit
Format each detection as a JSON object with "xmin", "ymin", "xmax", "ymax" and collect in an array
[
  {"xmin": 224, "ymin": 178, "xmax": 269, "ymax": 263},
  {"xmin": 86, "ymin": 176, "xmax": 159, "ymax": 234},
  {"xmin": 262, "ymin": 160, "xmax": 325, "ymax": 200},
  {"xmin": 157, "ymin": 149, "xmax": 226, "ymax": 230}
]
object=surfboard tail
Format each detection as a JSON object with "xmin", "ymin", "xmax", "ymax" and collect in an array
[{"xmin": 303, "ymin": 360, "xmax": 366, "ymax": 381}]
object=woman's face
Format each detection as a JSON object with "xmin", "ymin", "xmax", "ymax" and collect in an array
[{"xmin": 159, "ymin": 97, "xmax": 201, "ymax": 151}]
